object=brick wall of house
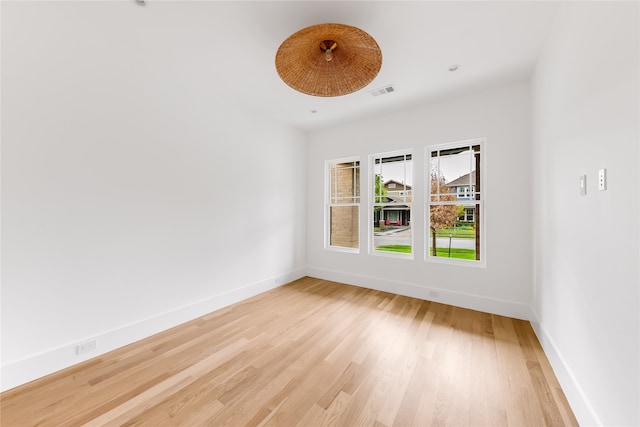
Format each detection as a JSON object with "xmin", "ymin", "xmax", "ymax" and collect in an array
[{"xmin": 330, "ymin": 163, "xmax": 359, "ymax": 248}]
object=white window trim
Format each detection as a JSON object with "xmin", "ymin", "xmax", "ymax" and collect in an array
[
  {"xmin": 325, "ymin": 156, "xmax": 360, "ymax": 253},
  {"xmin": 368, "ymin": 149, "xmax": 414, "ymax": 259},
  {"xmin": 425, "ymin": 138, "xmax": 486, "ymax": 268}
]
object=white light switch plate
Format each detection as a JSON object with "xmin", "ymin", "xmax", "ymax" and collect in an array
[{"xmin": 598, "ymin": 169, "xmax": 606, "ymax": 191}]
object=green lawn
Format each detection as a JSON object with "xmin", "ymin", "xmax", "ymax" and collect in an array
[
  {"xmin": 375, "ymin": 245, "xmax": 476, "ymax": 260},
  {"xmin": 431, "ymin": 247, "xmax": 476, "ymax": 260},
  {"xmin": 433, "ymin": 226, "xmax": 476, "ymax": 238},
  {"xmin": 376, "ymin": 245, "xmax": 411, "ymax": 253}
]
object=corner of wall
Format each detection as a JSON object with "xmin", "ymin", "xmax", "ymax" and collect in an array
[{"xmin": 529, "ymin": 311, "xmax": 602, "ymax": 427}]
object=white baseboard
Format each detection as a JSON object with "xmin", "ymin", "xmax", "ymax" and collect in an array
[
  {"xmin": 306, "ymin": 266, "xmax": 534, "ymax": 320},
  {"xmin": 0, "ymin": 268, "xmax": 307, "ymax": 392},
  {"xmin": 530, "ymin": 312, "xmax": 601, "ymax": 426}
]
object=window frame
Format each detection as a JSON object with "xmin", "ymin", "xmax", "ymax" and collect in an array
[
  {"xmin": 425, "ymin": 139, "xmax": 486, "ymax": 267},
  {"xmin": 324, "ymin": 157, "xmax": 361, "ymax": 253},
  {"xmin": 368, "ymin": 149, "xmax": 414, "ymax": 259}
]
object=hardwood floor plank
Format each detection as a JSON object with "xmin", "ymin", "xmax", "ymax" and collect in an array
[{"xmin": 1, "ymin": 278, "xmax": 578, "ymax": 427}]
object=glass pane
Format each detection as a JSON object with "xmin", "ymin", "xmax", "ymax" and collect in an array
[
  {"xmin": 429, "ymin": 156, "xmax": 439, "ymax": 183},
  {"xmin": 371, "ymin": 152, "xmax": 413, "ymax": 255},
  {"xmin": 372, "ymin": 157, "xmax": 384, "ymax": 203},
  {"xmin": 438, "ymin": 147, "xmax": 472, "ymax": 196},
  {"xmin": 473, "ymin": 151, "xmax": 480, "ymax": 200},
  {"xmin": 330, "ymin": 206, "xmax": 359, "ymax": 248},
  {"xmin": 373, "ymin": 154, "xmax": 413, "ymax": 204},
  {"xmin": 372, "ymin": 207, "xmax": 412, "ymax": 253},
  {"xmin": 428, "ymin": 142, "xmax": 481, "ymax": 262},
  {"xmin": 428, "ymin": 204, "xmax": 479, "ymax": 261},
  {"xmin": 331, "ymin": 162, "xmax": 359, "ymax": 204}
]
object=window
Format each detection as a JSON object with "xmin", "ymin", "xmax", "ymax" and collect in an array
[
  {"xmin": 326, "ymin": 158, "xmax": 360, "ymax": 251},
  {"xmin": 370, "ymin": 151, "xmax": 413, "ymax": 256},
  {"xmin": 427, "ymin": 140, "xmax": 483, "ymax": 264},
  {"xmin": 457, "ymin": 207, "xmax": 475, "ymax": 222},
  {"xmin": 456, "ymin": 185, "xmax": 476, "ymax": 199}
]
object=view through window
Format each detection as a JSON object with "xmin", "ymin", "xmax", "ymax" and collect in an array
[
  {"xmin": 371, "ymin": 151, "xmax": 413, "ymax": 256},
  {"xmin": 428, "ymin": 141, "xmax": 482, "ymax": 263},
  {"xmin": 326, "ymin": 159, "xmax": 360, "ymax": 250}
]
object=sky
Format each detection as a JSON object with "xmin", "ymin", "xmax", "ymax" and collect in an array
[{"xmin": 373, "ymin": 150, "xmax": 474, "ymax": 186}]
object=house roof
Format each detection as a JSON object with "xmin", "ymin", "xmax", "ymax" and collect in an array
[
  {"xmin": 446, "ymin": 172, "xmax": 476, "ymax": 187},
  {"xmin": 384, "ymin": 179, "xmax": 412, "ymax": 190}
]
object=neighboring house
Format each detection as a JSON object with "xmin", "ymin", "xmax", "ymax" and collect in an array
[
  {"xmin": 445, "ymin": 172, "xmax": 477, "ymax": 223},
  {"xmin": 377, "ymin": 180, "xmax": 412, "ymax": 226}
]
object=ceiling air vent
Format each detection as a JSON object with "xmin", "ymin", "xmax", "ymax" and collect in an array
[{"xmin": 369, "ymin": 84, "xmax": 395, "ymax": 97}]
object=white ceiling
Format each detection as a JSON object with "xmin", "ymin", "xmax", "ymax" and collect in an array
[{"xmin": 45, "ymin": 1, "xmax": 561, "ymax": 133}]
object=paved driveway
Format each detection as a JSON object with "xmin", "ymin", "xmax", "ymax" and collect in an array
[
  {"xmin": 374, "ymin": 227, "xmax": 411, "ymax": 247},
  {"xmin": 434, "ymin": 236, "xmax": 475, "ymax": 249}
]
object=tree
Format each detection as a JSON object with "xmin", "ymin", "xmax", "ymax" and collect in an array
[
  {"xmin": 430, "ymin": 172, "xmax": 459, "ymax": 256},
  {"xmin": 373, "ymin": 174, "xmax": 388, "ymax": 226},
  {"xmin": 374, "ymin": 174, "xmax": 387, "ymax": 202}
]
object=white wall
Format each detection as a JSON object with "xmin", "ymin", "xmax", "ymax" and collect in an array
[
  {"xmin": 531, "ymin": 2, "xmax": 639, "ymax": 426},
  {"xmin": 1, "ymin": 2, "xmax": 307, "ymax": 391},
  {"xmin": 307, "ymin": 80, "xmax": 533, "ymax": 319}
]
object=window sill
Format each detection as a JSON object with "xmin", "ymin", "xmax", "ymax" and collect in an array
[
  {"xmin": 369, "ymin": 250, "xmax": 414, "ymax": 260},
  {"xmin": 426, "ymin": 256, "xmax": 486, "ymax": 268},
  {"xmin": 325, "ymin": 246, "xmax": 360, "ymax": 254}
]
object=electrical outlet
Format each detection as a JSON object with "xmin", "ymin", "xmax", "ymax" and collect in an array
[
  {"xmin": 598, "ymin": 168, "xmax": 606, "ymax": 191},
  {"xmin": 429, "ymin": 290, "xmax": 440, "ymax": 298},
  {"xmin": 76, "ymin": 339, "xmax": 97, "ymax": 355}
]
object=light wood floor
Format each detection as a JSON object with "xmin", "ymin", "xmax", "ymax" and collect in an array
[{"xmin": 1, "ymin": 277, "xmax": 578, "ymax": 426}]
